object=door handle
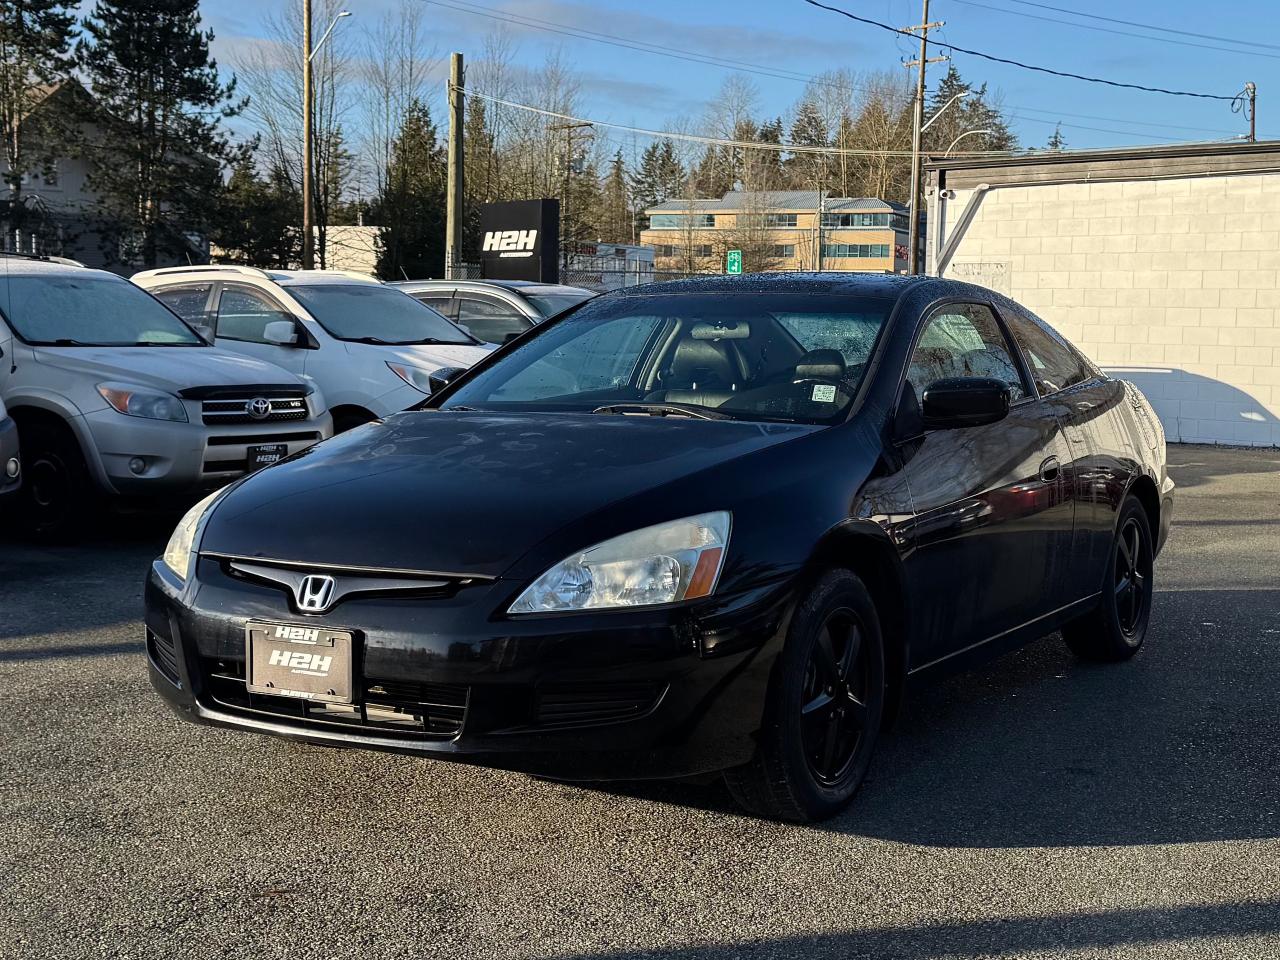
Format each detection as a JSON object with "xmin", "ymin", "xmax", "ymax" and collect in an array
[
  {"xmin": 1075, "ymin": 401, "xmax": 1094, "ymax": 413},
  {"xmin": 1039, "ymin": 456, "xmax": 1061, "ymax": 482}
]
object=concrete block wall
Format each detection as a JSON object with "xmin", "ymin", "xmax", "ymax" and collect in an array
[{"xmin": 940, "ymin": 173, "xmax": 1280, "ymax": 446}]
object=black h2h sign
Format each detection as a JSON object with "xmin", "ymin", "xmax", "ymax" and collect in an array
[{"xmin": 478, "ymin": 199, "xmax": 560, "ymax": 283}]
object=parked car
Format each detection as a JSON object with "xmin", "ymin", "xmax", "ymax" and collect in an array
[
  {"xmin": 145, "ymin": 273, "xmax": 1174, "ymax": 822},
  {"xmin": 0, "ymin": 258, "xmax": 332, "ymax": 536},
  {"xmin": 0, "ymin": 395, "xmax": 19, "ymax": 498},
  {"xmin": 134, "ymin": 267, "xmax": 492, "ymax": 432},
  {"xmin": 392, "ymin": 279, "xmax": 595, "ymax": 345}
]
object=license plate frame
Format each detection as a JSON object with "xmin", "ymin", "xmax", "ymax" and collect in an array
[
  {"xmin": 245, "ymin": 621, "xmax": 355, "ymax": 704},
  {"xmin": 246, "ymin": 443, "xmax": 288, "ymax": 471}
]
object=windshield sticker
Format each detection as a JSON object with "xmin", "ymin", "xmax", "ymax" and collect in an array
[{"xmin": 811, "ymin": 384, "xmax": 837, "ymax": 403}]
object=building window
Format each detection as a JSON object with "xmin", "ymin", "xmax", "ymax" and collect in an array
[
  {"xmin": 823, "ymin": 243, "xmax": 890, "ymax": 259},
  {"xmin": 655, "ymin": 244, "xmax": 677, "ymax": 257},
  {"xmin": 763, "ymin": 213, "xmax": 798, "ymax": 228},
  {"xmin": 648, "ymin": 213, "xmax": 715, "ymax": 229},
  {"xmin": 821, "ymin": 212, "xmax": 897, "ymax": 228},
  {"xmin": 771, "ymin": 244, "xmax": 795, "ymax": 259},
  {"xmin": 692, "ymin": 244, "xmax": 713, "ymax": 258}
]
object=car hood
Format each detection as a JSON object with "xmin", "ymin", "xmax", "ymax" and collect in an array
[
  {"xmin": 354, "ymin": 342, "xmax": 493, "ymax": 370},
  {"xmin": 200, "ymin": 410, "xmax": 817, "ymax": 578},
  {"xmin": 34, "ymin": 345, "xmax": 305, "ymax": 392}
]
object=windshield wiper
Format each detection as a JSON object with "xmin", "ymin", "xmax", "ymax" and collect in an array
[
  {"xmin": 346, "ymin": 335, "xmax": 395, "ymax": 345},
  {"xmin": 135, "ymin": 340, "xmax": 198, "ymax": 347},
  {"xmin": 592, "ymin": 402, "xmax": 728, "ymax": 420}
]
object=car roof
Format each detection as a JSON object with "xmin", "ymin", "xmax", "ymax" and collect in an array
[
  {"xmin": 392, "ymin": 279, "xmax": 594, "ymax": 297},
  {"xmin": 606, "ymin": 272, "xmax": 933, "ymax": 300},
  {"xmin": 0, "ymin": 258, "xmax": 118, "ymax": 279},
  {"xmin": 132, "ymin": 266, "xmax": 380, "ymax": 286}
]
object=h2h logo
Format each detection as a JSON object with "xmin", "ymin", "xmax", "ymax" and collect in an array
[{"xmin": 482, "ymin": 229, "xmax": 537, "ymax": 258}]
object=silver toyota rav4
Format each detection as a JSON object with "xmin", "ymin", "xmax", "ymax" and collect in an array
[{"xmin": 0, "ymin": 257, "xmax": 333, "ymax": 536}]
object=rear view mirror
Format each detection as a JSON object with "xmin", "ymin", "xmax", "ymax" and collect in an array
[
  {"xmin": 428, "ymin": 366, "xmax": 467, "ymax": 394},
  {"xmin": 921, "ymin": 377, "xmax": 1011, "ymax": 429},
  {"xmin": 262, "ymin": 319, "xmax": 299, "ymax": 346}
]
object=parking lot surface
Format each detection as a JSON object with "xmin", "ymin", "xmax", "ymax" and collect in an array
[{"xmin": 2, "ymin": 445, "xmax": 1279, "ymax": 960}]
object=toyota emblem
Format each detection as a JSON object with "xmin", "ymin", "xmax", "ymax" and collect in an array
[{"xmin": 246, "ymin": 397, "xmax": 272, "ymax": 420}]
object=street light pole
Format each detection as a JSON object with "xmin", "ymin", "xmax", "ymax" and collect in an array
[
  {"xmin": 301, "ymin": 8, "xmax": 350, "ymax": 271},
  {"xmin": 921, "ymin": 91, "xmax": 969, "ymax": 135},
  {"xmin": 945, "ymin": 129, "xmax": 992, "ymax": 156}
]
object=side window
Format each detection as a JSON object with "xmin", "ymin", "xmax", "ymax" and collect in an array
[
  {"xmin": 216, "ymin": 287, "xmax": 294, "ymax": 344},
  {"xmin": 908, "ymin": 302, "xmax": 1027, "ymax": 402},
  {"xmin": 1005, "ymin": 310, "xmax": 1093, "ymax": 396},
  {"xmin": 455, "ymin": 296, "xmax": 530, "ymax": 345},
  {"xmin": 415, "ymin": 295, "xmax": 454, "ymax": 317},
  {"xmin": 153, "ymin": 284, "xmax": 213, "ymax": 324}
]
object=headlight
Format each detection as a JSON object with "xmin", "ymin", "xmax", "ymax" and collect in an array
[
  {"xmin": 509, "ymin": 511, "xmax": 731, "ymax": 614},
  {"xmin": 97, "ymin": 383, "xmax": 188, "ymax": 422},
  {"xmin": 162, "ymin": 489, "xmax": 223, "ymax": 580},
  {"xmin": 386, "ymin": 361, "xmax": 436, "ymax": 394}
]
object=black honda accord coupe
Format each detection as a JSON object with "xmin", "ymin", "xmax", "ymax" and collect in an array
[{"xmin": 145, "ymin": 273, "xmax": 1174, "ymax": 821}]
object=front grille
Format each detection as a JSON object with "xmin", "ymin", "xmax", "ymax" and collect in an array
[
  {"xmin": 207, "ymin": 431, "xmax": 321, "ymax": 446},
  {"xmin": 533, "ymin": 681, "xmax": 665, "ymax": 728},
  {"xmin": 147, "ymin": 627, "xmax": 180, "ymax": 684},
  {"xmin": 201, "ymin": 658, "xmax": 468, "ymax": 740},
  {"xmin": 202, "ymin": 395, "xmax": 309, "ymax": 425}
]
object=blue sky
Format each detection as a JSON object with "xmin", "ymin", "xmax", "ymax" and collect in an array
[{"xmin": 200, "ymin": 0, "xmax": 1276, "ymax": 154}]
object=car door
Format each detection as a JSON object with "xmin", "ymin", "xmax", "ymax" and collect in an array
[
  {"xmin": 212, "ymin": 284, "xmax": 307, "ymax": 376},
  {"xmin": 455, "ymin": 293, "xmax": 535, "ymax": 345},
  {"xmin": 897, "ymin": 300, "xmax": 1076, "ymax": 669},
  {"xmin": 1003, "ymin": 305, "xmax": 1132, "ymax": 597}
]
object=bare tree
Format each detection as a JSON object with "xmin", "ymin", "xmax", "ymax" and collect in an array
[{"xmin": 233, "ymin": 0, "xmax": 354, "ymax": 266}]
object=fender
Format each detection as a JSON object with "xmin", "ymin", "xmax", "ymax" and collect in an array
[{"xmin": 5, "ymin": 391, "xmax": 111, "ymax": 488}]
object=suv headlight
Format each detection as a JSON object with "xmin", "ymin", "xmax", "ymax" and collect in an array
[
  {"xmin": 386, "ymin": 361, "xmax": 435, "ymax": 394},
  {"xmin": 97, "ymin": 383, "xmax": 188, "ymax": 422},
  {"xmin": 162, "ymin": 489, "xmax": 224, "ymax": 580},
  {"xmin": 509, "ymin": 511, "xmax": 731, "ymax": 614}
]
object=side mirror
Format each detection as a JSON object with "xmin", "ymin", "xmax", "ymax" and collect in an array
[
  {"xmin": 921, "ymin": 377, "xmax": 1011, "ymax": 429},
  {"xmin": 262, "ymin": 319, "xmax": 299, "ymax": 346},
  {"xmin": 427, "ymin": 366, "xmax": 467, "ymax": 394}
]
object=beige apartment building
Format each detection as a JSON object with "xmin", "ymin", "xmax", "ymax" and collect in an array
[{"xmin": 640, "ymin": 190, "xmax": 910, "ymax": 275}]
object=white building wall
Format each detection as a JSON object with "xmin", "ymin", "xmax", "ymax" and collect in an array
[{"xmin": 936, "ymin": 174, "xmax": 1280, "ymax": 447}]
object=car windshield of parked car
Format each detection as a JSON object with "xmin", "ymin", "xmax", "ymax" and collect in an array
[
  {"xmin": 287, "ymin": 283, "xmax": 476, "ymax": 345},
  {"xmin": 525, "ymin": 292, "xmax": 592, "ymax": 318},
  {"xmin": 0, "ymin": 273, "xmax": 204, "ymax": 346},
  {"xmin": 439, "ymin": 293, "xmax": 893, "ymax": 424}
]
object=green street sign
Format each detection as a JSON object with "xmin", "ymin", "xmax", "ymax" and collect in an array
[{"xmin": 726, "ymin": 249, "xmax": 743, "ymax": 275}]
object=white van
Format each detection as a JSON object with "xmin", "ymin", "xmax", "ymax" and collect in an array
[{"xmin": 134, "ymin": 267, "xmax": 492, "ymax": 431}]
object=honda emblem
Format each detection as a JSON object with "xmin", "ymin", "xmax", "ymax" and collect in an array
[{"xmin": 296, "ymin": 574, "xmax": 336, "ymax": 613}]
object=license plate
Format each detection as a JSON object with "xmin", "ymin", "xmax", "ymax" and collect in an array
[
  {"xmin": 245, "ymin": 621, "xmax": 355, "ymax": 704},
  {"xmin": 247, "ymin": 443, "xmax": 287, "ymax": 471}
]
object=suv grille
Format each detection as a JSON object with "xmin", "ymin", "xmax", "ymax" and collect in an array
[
  {"xmin": 201, "ymin": 395, "xmax": 309, "ymax": 425},
  {"xmin": 201, "ymin": 658, "xmax": 468, "ymax": 740}
]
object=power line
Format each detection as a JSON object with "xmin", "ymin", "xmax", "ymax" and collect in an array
[
  {"xmin": 803, "ymin": 0, "xmax": 1240, "ymax": 101},
  {"xmin": 945, "ymin": 0, "xmax": 1280, "ymax": 61},
  {"xmin": 995, "ymin": 0, "xmax": 1280, "ymax": 53}
]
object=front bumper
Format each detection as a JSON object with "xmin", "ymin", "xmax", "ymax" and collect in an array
[
  {"xmin": 144, "ymin": 556, "xmax": 795, "ymax": 780},
  {"xmin": 81, "ymin": 408, "xmax": 333, "ymax": 496},
  {"xmin": 0, "ymin": 417, "xmax": 19, "ymax": 496}
]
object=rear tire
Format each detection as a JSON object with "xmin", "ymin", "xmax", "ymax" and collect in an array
[
  {"xmin": 17, "ymin": 419, "xmax": 97, "ymax": 540},
  {"xmin": 332, "ymin": 408, "xmax": 377, "ymax": 433},
  {"xmin": 1062, "ymin": 496, "xmax": 1154, "ymax": 662},
  {"xmin": 724, "ymin": 569, "xmax": 885, "ymax": 822}
]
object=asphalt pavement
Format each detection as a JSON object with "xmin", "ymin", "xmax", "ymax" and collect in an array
[{"xmin": 2, "ymin": 445, "xmax": 1279, "ymax": 960}]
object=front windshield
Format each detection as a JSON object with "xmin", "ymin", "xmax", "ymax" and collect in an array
[
  {"xmin": 1, "ymin": 273, "xmax": 204, "ymax": 346},
  {"xmin": 287, "ymin": 283, "xmax": 475, "ymax": 345},
  {"xmin": 526, "ymin": 292, "xmax": 592, "ymax": 318},
  {"xmin": 440, "ymin": 293, "xmax": 894, "ymax": 425}
]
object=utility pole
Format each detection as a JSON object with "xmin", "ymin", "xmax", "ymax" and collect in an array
[
  {"xmin": 904, "ymin": 0, "xmax": 946, "ymax": 275},
  {"xmin": 301, "ymin": 0, "xmax": 313, "ymax": 269},
  {"xmin": 1246, "ymin": 82, "xmax": 1257, "ymax": 143},
  {"xmin": 551, "ymin": 121, "xmax": 593, "ymax": 270},
  {"xmin": 446, "ymin": 52, "xmax": 465, "ymax": 279}
]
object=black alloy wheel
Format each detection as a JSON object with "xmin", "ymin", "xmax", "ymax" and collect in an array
[
  {"xmin": 800, "ymin": 609, "xmax": 872, "ymax": 787},
  {"xmin": 1063, "ymin": 496, "xmax": 1154, "ymax": 662},
  {"xmin": 724, "ymin": 569, "xmax": 885, "ymax": 822}
]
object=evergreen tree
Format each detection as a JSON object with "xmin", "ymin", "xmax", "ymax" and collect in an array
[
  {"xmin": 76, "ymin": 0, "xmax": 248, "ymax": 267},
  {"xmin": 462, "ymin": 96, "xmax": 496, "ymax": 257},
  {"xmin": 1046, "ymin": 124, "xmax": 1067, "ymax": 151},
  {"xmin": 921, "ymin": 65, "xmax": 1018, "ymax": 156},
  {"xmin": 745, "ymin": 116, "xmax": 784, "ymax": 192},
  {"xmin": 0, "ymin": 0, "xmax": 76, "ymax": 227},
  {"xmin": 211, "ymin": 157, "xmax": 300, "ymax": 268},
  {"xmin": 786, "ymin": 95, "xmax": 829, "ymax": 190},
  {"xmin": 691, "ymin": 146, "xmax": 733, "ymax": 198},
  {"xmin": 599, "ymin": 150, "xmax": 630, "ymax": 243},
  {"xmin": 631, "ymin": 138, "xmax": 685, "ymax": 234},
  {"xmin": 373, "ymin": 100, "xmax": 446, "ymax": 280}
]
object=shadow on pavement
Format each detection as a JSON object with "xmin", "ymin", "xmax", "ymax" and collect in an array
[
  {"xmin": 593, "ymin": 587, "xmax": 1280, "ymax": 849},
  {"xmin": 550, "ymin": 899, "xmax": 1280, "ymax": 959}
]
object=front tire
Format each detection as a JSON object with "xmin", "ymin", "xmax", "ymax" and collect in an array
[
  {"xmin": 18, "ymin": 420, "xmax": 97, "ymax": 540},
  {"xmin": 1062, "ymin": 496, "xmax": 1154, "ymax": 662},
  {"xmin": 724, "ymin": 570, "xmax": 885, "ymax": 822}
]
